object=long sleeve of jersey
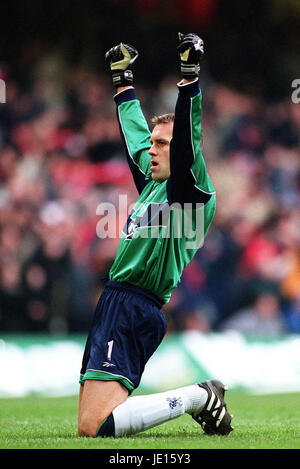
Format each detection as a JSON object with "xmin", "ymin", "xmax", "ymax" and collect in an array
[
  {"xmin": 114, "ymin": 88, "xmax": 152, "ymax": 194},
  {"xmin": 167, "ymin": 79, "xmax": 216, "ymax": 205}
]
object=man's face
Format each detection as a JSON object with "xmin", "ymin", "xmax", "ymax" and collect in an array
[{"xmin": 149, "ymin": 122, "xmax": 173, "ymax": 182}]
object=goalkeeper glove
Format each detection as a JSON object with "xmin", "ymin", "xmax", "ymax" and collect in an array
[
  {"xmin": 177, "ymin": 32, "xmax": 204, "ymax": 79},
  {"xmin": 105, "ymin": 43, "xmax": 138, "ymax": 88}
]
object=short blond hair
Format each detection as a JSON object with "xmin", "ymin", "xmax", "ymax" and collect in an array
[{"xmin": 151, "ymin": 113, "xmax": 175, "ymax": 126}]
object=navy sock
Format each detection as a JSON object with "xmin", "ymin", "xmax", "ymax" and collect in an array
[{"xmin": 96, "ymin": 413, "xmax": 115, "ymax": 437}]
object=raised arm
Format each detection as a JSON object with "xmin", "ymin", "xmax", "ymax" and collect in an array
[
  {"xmin": 167, "ymin": 33, "xmax": 216, "ymax": 205},
  {"xmin": 105, "ymin": 43, "xmax": 152, "ymax": 194}
]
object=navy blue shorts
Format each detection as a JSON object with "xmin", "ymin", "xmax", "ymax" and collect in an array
[{"xmin": 79, "ymin": 281, "xmax": 167, "ymax": 394}]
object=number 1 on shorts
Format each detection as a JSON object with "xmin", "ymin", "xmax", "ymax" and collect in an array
[{"xmin": 107, "ymin": 340, "xmax": 114, "ymax": 361}]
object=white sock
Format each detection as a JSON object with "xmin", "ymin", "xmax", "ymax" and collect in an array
[{"xmin": 112, "ymin": 384, "xmax": 208, "ymax": 437}]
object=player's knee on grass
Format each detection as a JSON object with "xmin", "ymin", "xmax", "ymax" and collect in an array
[
  {"xmin": 77, "ymin": 380, "xmax": 128, "ymax": 437},
  {"xmin": 78, "ymin": 411, "xmax": 103, "ymax": 437},
  {"xmin": 78, "ymin": 412, "xmax": 115, "ymax": 438}
]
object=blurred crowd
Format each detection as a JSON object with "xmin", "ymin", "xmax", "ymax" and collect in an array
[{"xmin": 0, "ymin": 53, "xmax": 299, "ymax": 336}]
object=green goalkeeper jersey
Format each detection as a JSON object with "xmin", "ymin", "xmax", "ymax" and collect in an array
[{"xmin": 109, "ymin": 80, "xmax": 216, "ymax": 304}]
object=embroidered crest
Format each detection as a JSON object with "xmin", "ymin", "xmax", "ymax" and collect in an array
[{"xmin": 166, "ymin": 397, "xmax": 183, "ymax": 409}]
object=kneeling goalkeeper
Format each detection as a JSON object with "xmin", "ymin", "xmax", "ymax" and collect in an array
[{"xmin": 78, "ymin": 33, "xmax": 233, "ymax": 437}]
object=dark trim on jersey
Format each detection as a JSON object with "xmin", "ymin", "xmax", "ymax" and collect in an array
[
  {"xmin": 114, "ymin": 87, "xmax": 137, "ymax": 105},
  {"xmin": 115, "ymin": 88, "xmax": 152, "ymax": 194},
  {"xmin": 167, "ymin": 79, "xmax": 213, "ymax": 206}
]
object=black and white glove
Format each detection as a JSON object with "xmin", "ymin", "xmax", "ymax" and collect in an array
[
  {"xmin": 105, "ymin": 43, "xmax": 139, "ymax": 88},
  {"xmin": 177, "ymin": 32, "xmax": 204, "ymax": 79}
]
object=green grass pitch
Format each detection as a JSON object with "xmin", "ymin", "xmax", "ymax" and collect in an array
[{"xmin": 1, "ymin": 391, "xmax": 300, "ymax": 449}]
